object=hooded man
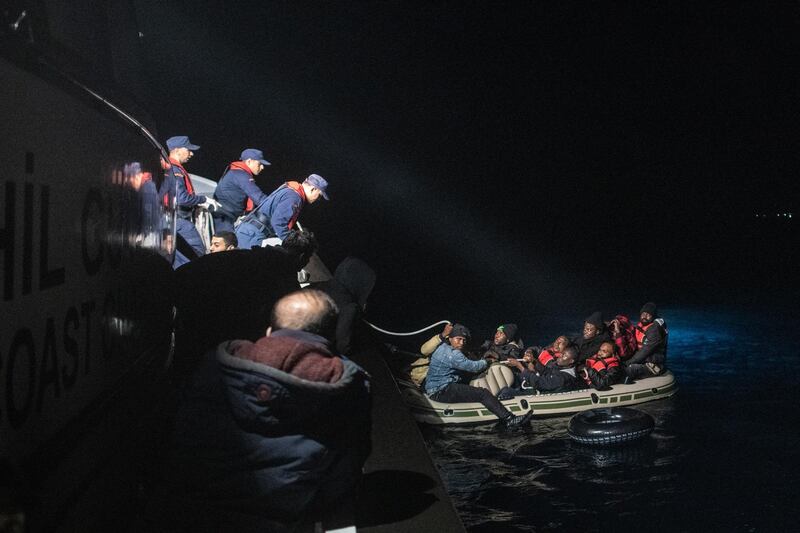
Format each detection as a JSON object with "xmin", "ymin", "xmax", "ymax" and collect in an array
[
  {"xmin": 625, "ymin": 302, "xmax": 668, "ymax": 379},
  {"xmin": 480, "ymin": 323, "xmax": 522, "ymax": 361},
  {"xmin": 163, "ymin": 290, "xmax": 371, "ymax": 530},
  {"xmin": 572, "ymin": 311, "xmax": 612, "ymax": 364},
  {"xmin": 309, "ymin": 256, "xmax": 376, "ymax": 355}
]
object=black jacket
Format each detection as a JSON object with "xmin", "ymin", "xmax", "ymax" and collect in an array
[
  {"xmin": 628, "ymin": 320, "xmax": 668, "ymax": 365},
  {"xmin": 480, "ymin": 340, "xmax": 522, "ymax": 362},
  {"xmin": 572, "ymin": 330, "xmax": 612, "ymax": 364},
  {"xmin": 311, "ymin": 257, "xmax": 376, "ymax": 355},
  {"xmin": 521, "ymin": 365, "xmax": 579, "ymax": 393},
  {"xmin": 174, "ymin": 247, "xmax": 301, "ymax": 373}
]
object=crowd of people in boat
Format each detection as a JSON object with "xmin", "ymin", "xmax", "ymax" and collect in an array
[{"xmin": 406, "ymin": 302, "xmax": 668, "ymax": 425}]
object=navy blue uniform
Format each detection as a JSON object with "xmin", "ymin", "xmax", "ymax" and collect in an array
[
  {"xmin": 213, "ymin": 162, "xmax": 268, "ymax": 232},
  {"xmin": 169, "ymin": 158, "xmax": 206, "ymax": 260},
  {"xmin": 235, "ymin": 183, "xmax": 304, "ymax": 249}
]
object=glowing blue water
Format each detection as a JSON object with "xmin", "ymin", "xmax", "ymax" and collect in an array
[{"xmin": 421, "ymin": 306, "xmax": 800, "ymax": 532}]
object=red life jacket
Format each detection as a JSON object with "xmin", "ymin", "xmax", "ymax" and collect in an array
[
  {"xmin": 586, "ymin": 355, "xmax": 620, "ymax": 373},
  {"xmin": 582, "ymin": 354, "xmax": 621, "ymax": 385},
  {"xmin": 285, "ymin": 181, "xmax": 306, "ymax": 230},
  {"xmin": 226, "ymin": 161, "xmax": 255, "ymax": 212},
  {"xmin": 160, "ymin": 158, "xmax": 171, "ymax": 207},
  {"xmin": 635, "ymin": 321, "xmax": 654, "ymax": 349},
  {"xmin": 537, "ymin": 348, "xmax": 559, "ymax": 367},
  {"xmin": 169, "ymin": 157, "xmax": 195, "ymax": 195}
]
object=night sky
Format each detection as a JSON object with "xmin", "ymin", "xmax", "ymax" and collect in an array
[{"xmin": 135, "ymin": 1, "xmax": 797, "ymax": 336}]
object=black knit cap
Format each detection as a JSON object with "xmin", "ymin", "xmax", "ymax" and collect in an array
[
  {"xmin": 450, "ymin": 323, "xmax": 471, "ymax": 339},
  {"xmin": 498, "ymin": 323, "xmax": 518, "ymax": 341},
  {"xmin": 584, "ymin": 311, "xmax": 604, "ymax": 329},
  {"xmin": 640, "ymin": 302, "xmax": 658, "ymax": 316}
]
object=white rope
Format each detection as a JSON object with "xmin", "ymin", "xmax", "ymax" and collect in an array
[{"xmin": 362, "ymin": 319, "xmax": 450, "ymax": 337}]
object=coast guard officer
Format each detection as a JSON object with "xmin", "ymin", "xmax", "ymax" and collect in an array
[
  {"xmin": 213, "ymin": 148, "xmax": 272, "ymax": 232},
  {"xmin": 164, "ymin": 135, "xmax": 218, "ymax": 266},
  {"xmin": 235, "ymin": 174, "xmax": 329, "ymax": 250}
]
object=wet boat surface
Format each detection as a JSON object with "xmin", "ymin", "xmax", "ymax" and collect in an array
[{"xmin": 340, "ymin": 341, "xmax": 466, "ymax": 532}]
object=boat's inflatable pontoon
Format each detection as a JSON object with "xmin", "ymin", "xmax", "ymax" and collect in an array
[{"xmin": 399, "ymin": 368, "xmax": 677, "ymax": 425}]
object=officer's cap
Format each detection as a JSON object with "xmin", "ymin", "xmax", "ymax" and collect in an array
[
  {"xmin": 240, "ymin": 149, "xmax": 271, "ymax": 166},
  {"xmin": 304, "ymin": 174, "xmax": 329, "ymax": 200},
  {"xmin": 166, "ymin": 135, "xmax": 200, "ymax": 151}
]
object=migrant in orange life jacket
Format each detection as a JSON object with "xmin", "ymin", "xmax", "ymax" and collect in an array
[
  {"xmin": 582, "ymin": 352, "xmax": 622, "ymax": 388},
  {"xmin": 635, "ymin": 321, "xmax": 655, "ymax": 349},
  {"xmin": 585, "ymin": 354, "xmax": 621, "ymax": 373}
]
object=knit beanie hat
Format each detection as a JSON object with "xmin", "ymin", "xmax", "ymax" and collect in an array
[
  {"xmin": 640, "ymin": 302, "xmax": 658, "ymax": 316},
  {"xmin": 584, "ymin": 312, "xmax": 604, "ymax": 329},
  {"xmin": 450, "ymin": 323, "xmax": 471, "ymax": 339},
  {"xmin": 498, "ymin": 323, "xmax": 518, "ymax": 341}
]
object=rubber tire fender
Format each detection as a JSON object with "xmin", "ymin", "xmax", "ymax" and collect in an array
[{"xmin": 568, "ymin": 407, "xmax": 655, "ymax": 445}]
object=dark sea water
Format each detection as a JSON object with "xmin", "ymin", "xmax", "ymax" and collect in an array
[{"xmin": 418, "ymin": 306, "xmax": 800, "ymax": 532}]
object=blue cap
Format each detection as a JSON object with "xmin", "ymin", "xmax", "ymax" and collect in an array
[
  {"xmin": 240, "ymin": 149, "xmax": 270, "ymax": 166},
  {"xmin": 125, "ymin": 162, "xmax": 143, "ymax": 175},
  {"xmin": 166, "ymin": 136, "xmax": 200, "ymax": 151},
  {"xmin": 304, "ymin": 174, "xmax": 329, "ymax": 200}
]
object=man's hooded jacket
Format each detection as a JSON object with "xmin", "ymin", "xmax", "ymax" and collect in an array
[{"xmin": 167, "ymin": 329, "xmax": 371, "ymax": 526}]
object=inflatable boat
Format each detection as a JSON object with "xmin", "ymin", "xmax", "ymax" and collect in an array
[{"xmin": 398, "ymin": 365, "xmax": 677, "ymax": 425}]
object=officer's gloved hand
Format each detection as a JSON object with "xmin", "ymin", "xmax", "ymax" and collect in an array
[{"xmin": 199, "ymin": 198, "xmax": 221, "ymax": 212}]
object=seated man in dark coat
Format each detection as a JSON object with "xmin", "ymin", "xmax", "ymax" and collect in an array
[
  {"xmin": 160, "ymin": 290, "xmax": 371, "ymax": 532},
  {"xmin": 625, "ymin": 301, "xmax": 669, "ymax": 379},
  {"xmin": 581, "ymin": 341, "xmax": 624, "ymax": 390},
  {"xmin": 480, "ymin": 323, "xmax": 523, "ymax": 361},
  {"xmin": 500, "ymin": 346, "xmax": 581, "ymax": 397},
  {"xmin": 310, "ymin": 256, "xmax": 376, "ymax": 355},
  {"xmin": 572, "ymin": 311, "xmax": 612, "ymax": 364}
]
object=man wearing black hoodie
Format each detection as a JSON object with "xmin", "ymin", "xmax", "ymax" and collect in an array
[
  {"xmin": 572, "ymin": 311, "xmax": 612, "ymax": 364},
  {"xmin": 310, "ymin": 257, "xmax": 376, "ymax": 355}
]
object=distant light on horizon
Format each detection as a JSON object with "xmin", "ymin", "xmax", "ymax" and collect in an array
[{"xmin": 754, "ymin": 212, "xmax": 793, "ymax": 219}]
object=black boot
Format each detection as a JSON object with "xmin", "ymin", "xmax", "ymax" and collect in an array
[{"xmin": 502, "ymin": 410, "xmax": 533, "ymax": 429}]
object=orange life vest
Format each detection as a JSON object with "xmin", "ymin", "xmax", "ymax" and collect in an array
[
  {"xmin": 537, "ymin": 348, "xmax": 559, "ymax": 367},
  {"xmin": 169, "ymin": 157, "xmax": 195, "ymax": 195},
  {"xmin": 635, "ymin": 321, "xmax": 654, "ymax": 349}
]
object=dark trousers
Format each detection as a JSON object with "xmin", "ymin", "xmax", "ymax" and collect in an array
[
  {"xmin": 177, "ymin": 217, "xmax": 206, "ymax": 256},
  {"xmin": 430, "ymin": 383, "xmax": 510, "ymax": 419},
  {"xmin": 625, "ymin": 362, "xmax": 663, "ymax": 380},
  {"xmin": 212, "ymin": 214, "xmax": 235, "ymax": 233}
]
